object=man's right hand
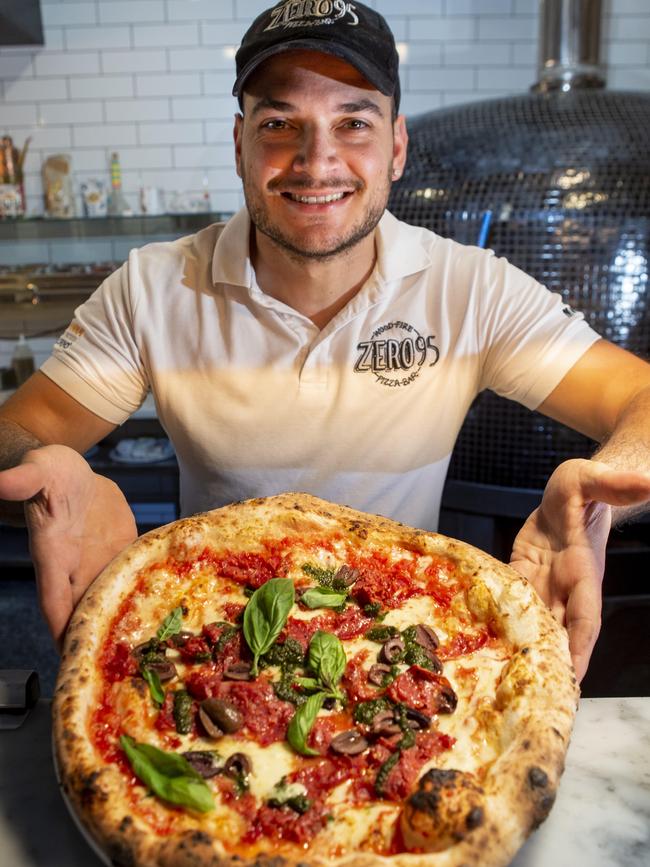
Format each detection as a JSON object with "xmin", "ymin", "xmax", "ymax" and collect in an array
[{"xmin": 0, "ymin": 445, "xmax": 137, "ymax": 647}]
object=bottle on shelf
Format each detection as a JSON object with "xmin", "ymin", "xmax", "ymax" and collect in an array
[
  {"xmin": 0, "ymin": 135, "xmax": 30, "ymax": 219},
  {"xmin": 107, "ymin": 152, "xmax": 133, "ymax": 217},
  {"xmin": 12, "ymin": 334, "xmax": 35, "ymax": 386}
]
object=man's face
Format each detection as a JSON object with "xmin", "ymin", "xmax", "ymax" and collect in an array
[{"xmin": 234, "ymin": 50, "xmax": 407, "ymax": 261}]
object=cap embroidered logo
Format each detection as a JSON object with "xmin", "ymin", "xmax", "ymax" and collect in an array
[{"xmin": 265, "ymin": 1, "xmax": 360, "ymax": 31}]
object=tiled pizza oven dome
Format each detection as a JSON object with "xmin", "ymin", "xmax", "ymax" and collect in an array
[{"xmin": 389, "ymin": 89, "xmax": 650, "ymax": 488}]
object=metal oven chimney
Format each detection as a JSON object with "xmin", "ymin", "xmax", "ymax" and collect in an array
[{"xmin": 534, "ymin": 0, "xmax": 605, "ymax": 92}]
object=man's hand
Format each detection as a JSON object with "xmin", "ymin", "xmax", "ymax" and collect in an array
[
  {"xmin": 0, "ymin": 445, "xmax": 137, "ymax": 647},
  {"xmin": 510, "ymin": 458, "xmax": 650, "ymax": 682}
]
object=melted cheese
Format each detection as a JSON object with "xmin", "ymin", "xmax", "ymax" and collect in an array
[{"xmin": 220, "ymin": 738, "xmax": 298, "ymax": 801}]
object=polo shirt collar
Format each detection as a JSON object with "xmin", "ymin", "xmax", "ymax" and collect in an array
[
  {"xmin": 211, "ymin": 207, "xmax": 254, "ymax": 289},
  {"xmin": 211, "ymin": 206, "xmax": 433, "ymax": 291},
  {"xmin": 374, "ymin": 208, "xmax": 433, "ymax": 284}
]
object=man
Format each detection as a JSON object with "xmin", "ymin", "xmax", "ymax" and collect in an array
[{"xmin": 1, "ymin": 1, "xmax": 649, "ymax": 682}]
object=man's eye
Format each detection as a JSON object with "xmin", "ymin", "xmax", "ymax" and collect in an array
[
  {"xmin": 344, "ymin": 119, "xmax": 370, "ymax": 129},
  {"xmin": 262, "ymin": 119, "xmax": 287, "ymax": 130}
]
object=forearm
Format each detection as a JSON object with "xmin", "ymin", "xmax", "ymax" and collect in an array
[
  {"xmin": 0, "ymin": 418, "xmax": 42, "ymax": 523},
  {"xmin": 592, "ymin": 386, "xmax": 650, "ymax": 525}
]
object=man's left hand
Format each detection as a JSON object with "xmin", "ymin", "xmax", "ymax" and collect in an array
[{"xmin": 509, "ymin": 458, "xmax": 650, "ymax": 682}]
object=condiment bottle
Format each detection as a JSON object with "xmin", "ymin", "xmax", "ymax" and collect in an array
[
  {"xmin": 107, "ymin": 152, "xmax": 132, "ymax": 216},
  {"xmin": 12, "ymin": 334, "xmax": 35, "ymax": 386}
]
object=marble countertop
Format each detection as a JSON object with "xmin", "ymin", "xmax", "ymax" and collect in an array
[{"xmin": 0, "ymin": 697, "xmax": 648, "ymax": 867}]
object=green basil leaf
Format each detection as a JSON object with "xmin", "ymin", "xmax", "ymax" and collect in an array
[
  {"xmin": 120, "ymin": 735, "xmax": 214, "ymax": 813},
  {"xmin": 287, "ymin": 692, "xmax": 325, "ymax": 756},
  {"xmin": 243, "ymin": 578, "xmax": 295, "ymax": 675},
  {"xmin": 292, "ymin": 676, "xmax": 322, "ymax": 693},
  {"xmin": 156, "ymin": 606, "xmax": 183, "ymax": 642},
  {"xmin": 308, "ymin": 630, "xmax": 347, "ymax": 693},
  {"xmin": 141, "ymin": 667, "xmax": 165, "ymax": 705},
  {"xmin": 300, "ymin": 587, "xmax": 348, "ymax": 610}
]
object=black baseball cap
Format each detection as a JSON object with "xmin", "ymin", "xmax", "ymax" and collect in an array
[{"xmin": 233, "ymin": 1, "xmax": 400, "ymax": 111}]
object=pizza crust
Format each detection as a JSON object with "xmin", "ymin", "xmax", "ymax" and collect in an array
[{"xmin": 53, "ymin": 493, "xmax": 578, "ymax": 867}]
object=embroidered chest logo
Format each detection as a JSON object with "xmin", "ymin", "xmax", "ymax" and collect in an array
[
  {"xmin": 354, "ymin": 321, "xmax": 440, "ymax": 388},
  {"xmin": 265, "ymin": 1, "xmax": 359, "ymax": 31}
]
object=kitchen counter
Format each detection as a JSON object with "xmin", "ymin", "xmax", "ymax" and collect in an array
[{"xmin": 0, "ymin": 697, "xmax": 648, "ymax": 867}]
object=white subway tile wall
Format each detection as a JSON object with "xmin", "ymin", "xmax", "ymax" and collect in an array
[{"xmin": 0, "ymin": 0, "xmax": 647, "ymax": 221}]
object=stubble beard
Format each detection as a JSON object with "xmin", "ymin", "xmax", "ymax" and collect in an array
[{"xmin": 242, "ymin": 168, "xmax": 393, "ymax": 263}]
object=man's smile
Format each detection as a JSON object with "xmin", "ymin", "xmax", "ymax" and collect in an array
[{"xmin": 280, "ymin": 190, "xmax": 353, "ymax": 204}]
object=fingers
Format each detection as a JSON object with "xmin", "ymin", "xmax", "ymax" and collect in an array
[
  {"xmin": 32, "ymin": 557, "xmax": 74, "ymax": 650},
  {"xmin": 0, "ymin": 460, "xmax": 45, "ymax": 501},
  {"xmin": 579, "ymin": 462, "xmax": 650, "ymax": 507},
  {"xmin": 565, "ymin": 578, "xmax": 602, "ymax": 683},
  {"xmin": 546, "ymin": 459, "xmax": 650, "ymax": 510}
]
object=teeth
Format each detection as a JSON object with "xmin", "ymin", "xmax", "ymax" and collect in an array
[{"xmin": 287, "ymin": 192, "xmax": 347, "ymax": 204}]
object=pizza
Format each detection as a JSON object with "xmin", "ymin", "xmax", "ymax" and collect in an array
[{"xmin": 53, "ymin": 493, "xmax": 578, "ymax": 867}]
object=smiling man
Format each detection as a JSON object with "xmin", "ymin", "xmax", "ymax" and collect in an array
[{"xmin": 1, "ymin": 0, "xmax": 650, "ymax": 683}]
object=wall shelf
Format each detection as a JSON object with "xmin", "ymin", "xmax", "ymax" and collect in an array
[{"xmin": 0, "ymin": 212, "xmax": 233, "ymax": 241}]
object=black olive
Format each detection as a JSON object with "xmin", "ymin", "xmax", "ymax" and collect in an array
[
  {"xmin": 381, "ymin": 637, "xmax": 405, "ymax": 664},
  {"xmin": 200, "ymin": 698, "xmax": 244, "ymax": 734},
  {"xmin": 334, "ymin": 565, "xmax": 360, "ymax": 587},
  {"xmin": 404, "ymin": 707, "xmax": 431, "ymax": 730},
  {"xmin": 330, "ymin": 730, "xmax": 369, "ymax": 755},
  {"xmin": 144, "ymin": 660, "xmax": 177, "ymax": 682},
  {"xmin": 223, "ymin": 662, "xmax": 252, "ymax": 681},
  {"xmin": 198, "ymin": 705, "xmax": 224, "ymax": 739},
  {"xmin": 368, "ymin": 663, "xmax": 391, "ymax": 686},
  {"xmin": 371, "ymin": 709, "xmax": 400, "ymax": 735},
  {"xmin": 224, "ymin": 752, "xmax": 252, "ymax": 778},
  {"xmin": 414, "ymin": 624, "xmax": 440, "ymax": 651},
  {"xmin": 182, "ymin": 751, "xmax": 222, "ymax": 778},
  {"xmin": 435, "ymin": 684, "xmax": 458, "ymax": 714}
]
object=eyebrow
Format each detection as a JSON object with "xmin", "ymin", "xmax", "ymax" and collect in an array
[
  {"xmin": 247, "ymin": 96, "xmax": 385, "ymax": 118},
  {"xmin": 249, "ymin": 97, "xmax": 297, "ymax": 117},
  {"xmin": 336, "ymin": 99, "xmax": 384, "ymax": 118}
]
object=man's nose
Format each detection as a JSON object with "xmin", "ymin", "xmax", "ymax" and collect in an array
[{"xmin": 291, "ymin": 126, "xmax": 339, "ymax": 177}]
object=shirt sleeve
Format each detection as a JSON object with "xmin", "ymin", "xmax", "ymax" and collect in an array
[
  {"xmin": 476, "ymin": 252, "xmax": 601, "ymax": 410},
  {"xmin": 40, "ymin": 257, "xmax": 148, "ymax": 425}
]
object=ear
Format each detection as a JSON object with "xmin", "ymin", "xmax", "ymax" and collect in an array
[
  {"xmin": 391, "ymin": 114, "xmax": 408, "ymax": 182},
  {"xmin": 233, "ymin": 113, "xmax": 244, "ymax": 179}
]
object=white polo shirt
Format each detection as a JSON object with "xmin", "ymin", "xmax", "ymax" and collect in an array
[{"xmin": 41, "ymin": 208, "xmax": 600, "ymax": 530}]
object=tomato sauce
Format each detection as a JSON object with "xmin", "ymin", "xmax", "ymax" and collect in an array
[
  {"xmin": 222, "ymin": 601, "xmax": 245, "ymax": 623},
  {"xmin": 348, "ymin": 550, "xmax": 420, "ymax": 608},
  {"xmin": 423, "ymin": 557, "xmax": 461, "ymax": 608},
  {"xmin": 184, "ymin": 665, "xmax": 222, "ymax": 700},
  {"xmin": 200, "ymin": 549, "xmax": 285, "ymax": 589},
  {"xmin": 380, "ymin": 730, "xmax": 455, "ymax": 801},
  {"xmin": 343, "ymin": 649, "xmax": 386, "ymax": 702},
  {"xmin": 244, "ymin": 801, "xmax": 331, "ymax": 846},
  {"xmin": 283, "ymin": 606, "xmax": 374, "ymax": 648},
  {"xmin": 91, "ymin": 698, "xmax": 129, "ymax": 770},
  {"xmin": 217, "ymin": 679, "xmax": 294, "ymax": 746},
  {"xmin": 439, "ymin": 629, "xmax": 489, "ymax": 659},
  {"xmin": 100, "ymin": 640, "xmax": 138, "ymax": 682},
  {"xmin": 307, "ymin": 711, "xmax": 351, "ymax": 753},
  {"xmin": 387, "ymin": 666, "xmax": 454, "ymax": 715},
  {"xmin": 153, "ymin": 692, "xmax": 182, "ymax": 736}
]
